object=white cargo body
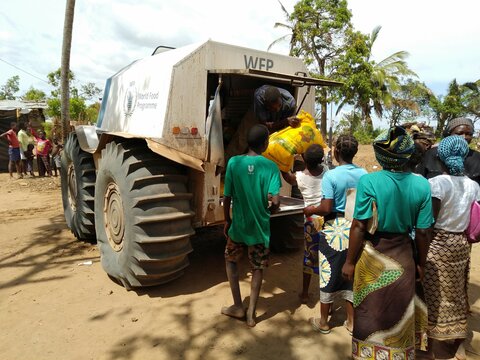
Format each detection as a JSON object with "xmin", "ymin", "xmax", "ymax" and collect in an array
[{"xmin": 62, "ymin": 40, "xmax": 341, "ymax": 288}]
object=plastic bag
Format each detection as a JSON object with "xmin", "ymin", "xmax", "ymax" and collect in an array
[
  {"xmin": 466, "ymin": 201, "xmax": 480, "ymax": 243},
  {"xmin": 262, "ymin": 110, "xmax": 326, "ymax": 172},
  {"xmin": 344, "ymin": 188, "xmax": 378, "ymax": 235}
]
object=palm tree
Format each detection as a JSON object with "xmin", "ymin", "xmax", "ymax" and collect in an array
[
  {"xmin": 359, "ymin": 26, "xmax": 417, "ymax": 127},
  {"xmin": 462, "ymin": 80, "xmax": 480, "ymax": 123},
  {"xmin": 268, "ymin": 1, "xmax": 298, "ymax": 56},
  {"xmin": 268, "ymin": 0, "xmax": 354, "ymax": 136},
  {"xmin": 61, "ymin": 0, "xmax": 76, "ymax": 142}
]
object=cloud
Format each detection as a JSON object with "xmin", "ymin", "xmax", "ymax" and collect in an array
[
  {"xmin": 348, "ymin": 0, "xmax": 480, "ymax": 94},
  {"xmin": 1, "ymin": 0, "xmax": 479, "ymax": 103}
]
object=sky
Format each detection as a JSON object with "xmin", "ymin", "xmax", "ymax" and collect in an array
[{"xmin": 1, "ymin": 0, "xmax": 479, "ymax": 127}]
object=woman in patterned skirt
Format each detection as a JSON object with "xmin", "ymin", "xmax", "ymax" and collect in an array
[
  {"xmin": 342, "ymin": 126, "xmax": 433, "ymax": 359},
  {"xmin": 424, "ymin": 136, "xmax": 480, "ymax": 359},
  {"xmin": 283, "ymin": 145, "xmax": 329, "ymax": 303},
  {"xmin": 304, "ymin": 135, "xmax": 367, "ymax": 334}
]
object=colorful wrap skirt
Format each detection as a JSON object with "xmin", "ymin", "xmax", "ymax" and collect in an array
[
  {"xmin": 423, "ymin": 229, "xmax": 470, "ymax": 341},
  {"xmin": 352, "ymin": 233, "xmax": 428, "ymax": 360},
  {"xmin": 303, "ymin": 215, "xmax": 324, "ymax": 275},
  {"xmin": 318, "ymin": 216, "xmax": 353, "ymax": 303}
]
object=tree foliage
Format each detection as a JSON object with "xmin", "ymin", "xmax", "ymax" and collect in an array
[
  {"xmin": 0, "ymin": 75, "xmax": 20, "ymax": 100},
  {"xmin": 384, "ymin": 79, "xmax": 432, "ymax": 126},
  {"xmin": 80, "ymin": 82, "xmax": 102, "ymax": 101},
  {"xmin": 462, "ymin": 80, "xmax": 480, "ymax": 123},
  {"xmin": 336, "ymin": 26, "xmax": 417, "ymax": 128},
  {"xmin": 22, "ymin": 87, "xmax": 47, "ymax": 102},
  {"xmin": 427, "ymin": 79, "xmax": 466, "ymax": 136},
  {"xmin": 47, "ymin": 68, "xmax": 75, "ymax": 98},
  {"xmin": 46, "ymin": 68, "xmax": 100, "ymax": 124},
  {"xmin": 270, "ymin": 0, "xmax": 354, "ymax": 135}
]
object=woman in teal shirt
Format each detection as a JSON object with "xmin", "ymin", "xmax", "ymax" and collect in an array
[
  {"xmin": 342, "ymin": 126, "xmax": 433, "ymax": 359},
  {"xmin": 304, "ymin": 135, "xmax": 367, "ymax": 335}
]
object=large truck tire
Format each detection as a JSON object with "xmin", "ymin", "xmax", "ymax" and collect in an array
[
  {"xmin": 94, "ymin": 140, "xmax": 194, "ymax": 289},
  {"xmin": 61, "ymin": 132, "xmax": 97, "ymax": 240}
]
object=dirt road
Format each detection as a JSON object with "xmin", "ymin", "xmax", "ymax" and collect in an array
[{"xmin": 1, "ymin": 146, "xmax": 479, "ymax": 359}]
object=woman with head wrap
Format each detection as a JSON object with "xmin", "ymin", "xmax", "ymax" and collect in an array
[
  {"xmin": 341, "ymin": 126, "xmax": 433, "ymax": 359},
  {"xmin": 423, "ymin": 136, "xmax": 480, "ymax": 359},
  {"xmin": 416, "ymin": 117, "xmax": 480, "ymax": 185},
  {"xmin": 304, "ymin": 135, "xmax": 367, "ymax": 335}
]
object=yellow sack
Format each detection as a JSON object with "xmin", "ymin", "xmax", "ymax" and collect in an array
[{"xmin": 262, "ymin": 110, "xmax": 326, "ymax": 172}]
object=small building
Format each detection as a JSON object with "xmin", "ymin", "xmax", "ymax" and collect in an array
[{"xmin": 0, "ymin": 100, "xmax": 47, "ymax": 172}]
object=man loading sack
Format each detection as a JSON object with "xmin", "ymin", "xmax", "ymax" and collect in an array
[
  {"xmin": 262, "ymin": 110, "xmax": 327, "ymax": 174},
  {"xmin": 225, "ymin": 85, "xmax": 301, "ymax": 162}
]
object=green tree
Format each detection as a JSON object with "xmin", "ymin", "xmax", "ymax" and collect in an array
[
  {"xmin": 47, "ymin": 68, "xmax": 75, "ymax": 98},
  {"xmin": 270, "ymin": 0, "xmax": 354, "ymax": 136},
  {"xmin": 334, "ymin": 26, "xmax": 417, "ymax": 131},
  {"xmin": 80, "ymin": 82, "xmax": 102, "ymax": 102},
  {"xmin": 428, "ymin": 79, "xmax": 466, "ymax": 136},
  {"xmin": 85, "ymin": 102, "xmax": 100, "ymax": 124},
  {"xmin": 46, "ymin": 67, "xmax": 100, "ymax": 125},
  {"xmin": 335, "ymin": 109, "xmax": 361, "ymax": 134},
  {"xmin": 343, "ymin": 26, "xmax": 416, "ymax": 128},
  {"xmin": 22, "ymin": 87, "xmax": 47, "ymax": 101},
  {"xmin": 46, "ymin": 92, "xmax": 89, "ymax": 122},
  {"xmin": 0, "ymin": 75, "xmax": 20, "ymax": 100},
  {"xmin": 384, "ymin": 79, "xmax": 432, "ymax": 126},
  {"xmin": 46, "ymin": 97, "xmax": 61, "ymax": 119},
  {"xmin": 269, "ymin": 1, "xmax": 301, "ymax": 56},
  {"xmin": 462, "ymin": 80, "xmax": 480, "ymax": 123}
]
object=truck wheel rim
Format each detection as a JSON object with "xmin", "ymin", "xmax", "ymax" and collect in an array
[
  {"xmin": 67, "ymin": 164, "xmax": 77, "ymax": 211},
  {"xmin": 104, "ymin": 182, "xmax": 125, "ymax": 251}
]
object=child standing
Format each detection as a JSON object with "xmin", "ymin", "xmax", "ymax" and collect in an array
[
  {"xmin": 222, "ymin": 124, "xmax": 282, "ymax": 327},
  {"xmin": 0, "ymin": 122, "xmax": 22, "ymax": 179},
  {"xmin": 35, "ymin": 131, "xmax": 53, "ymax": 177},
  {"xmin": 51, "ymin": 138, "xmax": 63, "ymax": 177},
  {"xmin": 283, "ymin": 144, "xmax": 328, "ymax": 304},
  {"xmin": 24, "ymin": 144, "xmax": 35, "ymax": 177}
]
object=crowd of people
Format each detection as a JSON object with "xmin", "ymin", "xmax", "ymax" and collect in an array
[
  {"xmin": 0, "ymin": 121, "xmax": 63, "ymax": 179},
  {"xmin": 221, "ymin": 88, "xmax": 480, "ymax": 360}
]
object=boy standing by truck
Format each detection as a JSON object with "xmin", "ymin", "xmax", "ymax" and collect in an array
[{"xmin": 222, "ymin": 124, "xmax": 281, "ymax": 327}]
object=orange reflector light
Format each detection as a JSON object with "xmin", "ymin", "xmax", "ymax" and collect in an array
[
  {"xmin": 172, "ymin": 126, "xmax": 180, "ymax": 135},
  {"xmin": 191, "ymin": 127, "xmax": 198, "ymax": 135}
]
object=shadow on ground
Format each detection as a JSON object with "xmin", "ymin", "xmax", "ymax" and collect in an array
[
  {"xmin": 105, "ymin": 301, "xmax": 349, "ymax": 360},
  {"xmin": 0, "ymin": 214, "xmax": 96, "ymax": 291}
]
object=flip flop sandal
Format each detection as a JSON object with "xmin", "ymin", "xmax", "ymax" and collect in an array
[
  {"xmin": 343, "ymin": 320, "xmax": 353, "ymax": 336},
  {"xmin": 309, "ymin": 317, "xmax": 331, "ymax": 334}
]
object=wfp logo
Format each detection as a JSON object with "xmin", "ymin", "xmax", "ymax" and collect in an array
[{"xmin": 123, "ymin": 82, "xmax": 138, "ymax": 116}]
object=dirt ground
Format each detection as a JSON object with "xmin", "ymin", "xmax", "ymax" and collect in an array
[{"xmin": 0, "ymin": 145, "xmax": 479, "ymax": 360}]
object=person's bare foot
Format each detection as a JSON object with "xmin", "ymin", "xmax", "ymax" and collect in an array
[
  {"xmin": 343, "ymin": 320, "xmax": 353, "ymax": 335},
  {"xmin": 221, "ymin": 305, "xmax": 245, "ymax": 320},
  {"xmin": 246, "ymin": 313, "xmax": 256, "ymax": 327}
]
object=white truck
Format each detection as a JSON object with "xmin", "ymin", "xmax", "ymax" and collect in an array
[{"xmin": 60, "ymin": 40, "xmax": 341, "ymax": 289}]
